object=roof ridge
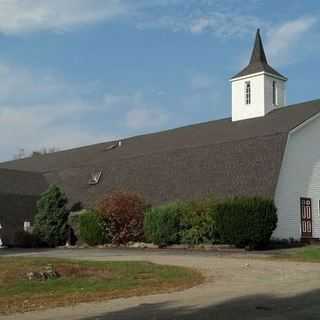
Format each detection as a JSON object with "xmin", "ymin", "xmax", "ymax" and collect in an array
[
  {"xmin": 0, "ymin": 117, "xmax": 232, "ymax": 164},
  {"xmin": 40, "ymin": 131, "xmax": 289, "ymax": 174},
  {"xmin": 1, "ymin": 99, "xmax": 320, "ymax": 170}
]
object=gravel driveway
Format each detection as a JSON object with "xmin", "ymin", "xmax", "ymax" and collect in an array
[{"xmin": 1, "ymin": 248, "xmax": 320, "ymax": 320}]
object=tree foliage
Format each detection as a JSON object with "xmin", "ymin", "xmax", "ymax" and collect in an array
[{"xmin": 97, "ymin": 191, "xmax": 148, "ymax": 244}]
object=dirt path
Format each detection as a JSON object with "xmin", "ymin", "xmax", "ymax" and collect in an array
[{"xmin": 1, "ymin": 248, "xmax": 320, "ymax": 319}]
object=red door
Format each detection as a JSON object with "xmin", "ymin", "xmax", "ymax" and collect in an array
[{"xmin": 300, "ymin": 198, "xmax": 312, "ymax": 239}]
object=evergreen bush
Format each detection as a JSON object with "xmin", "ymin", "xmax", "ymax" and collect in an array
[{"xmin": 33, "ymin": 185, "xmax": 69, "ymax": 247}]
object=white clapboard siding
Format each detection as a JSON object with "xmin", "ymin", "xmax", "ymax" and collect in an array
[{"xmin": 274, "ymin": 113, "xmax": 320, "ymax": 240}]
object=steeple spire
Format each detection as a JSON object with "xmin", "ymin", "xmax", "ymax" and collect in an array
[
  {"xmin": 232, "ymin": 29, "xmax": 287, "ymax": 80},
  {"xmin": 249, "ymin": 29, "xmax": 268, "ymax": 65}
]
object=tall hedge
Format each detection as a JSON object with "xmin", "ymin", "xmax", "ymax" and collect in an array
[
  {"xmin": 144, "ymin": 203, "xmax": 181, "ymax": 246},
  {"xmin": 79, "ymin": 210, "xmax": 107, "ymax": 246},
  {"xmin": 215, "ymin": 197, "xmax": 277, "ymax": 249},
  {"xmin": 33, "ymin": 185, "xmax": 69, "ymax": 247}
]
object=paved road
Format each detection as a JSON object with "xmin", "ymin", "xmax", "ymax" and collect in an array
[{"xmin": 1, "ymin": 248, "xmax": 320, "ymax": 320}]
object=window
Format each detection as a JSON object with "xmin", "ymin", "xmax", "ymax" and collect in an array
[
  {"xmin": 24, "ymin": 221, "xmax": 31, "ymax": 233},
  {"xmin": 272, "ymin": 80, "xmax": 278, "ymax": 105},
  {"xmin": 245, "ymin": 81, "xmax": 251, "ymax": 105}
]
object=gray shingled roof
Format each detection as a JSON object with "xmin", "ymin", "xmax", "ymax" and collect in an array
[
  {"xmin": 232, "ymin": 29, "xmax": 287, "ymax": 80},
  {"xmin": 0, "ymin": 169, "xmax": 48, "ymax": 196},
  {"xmin": 0, "ymin": 99, "xmax": 320, "ymax": 208}
]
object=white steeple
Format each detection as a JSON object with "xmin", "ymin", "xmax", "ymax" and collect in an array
[{"xmin": 230, "ymin": 29, "xmax": 287, "ymax": 122}]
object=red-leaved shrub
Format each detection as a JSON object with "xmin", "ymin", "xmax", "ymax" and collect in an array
[{"xmin": 96, "ymin": 191, "xmax": 149, "ymax": 244}]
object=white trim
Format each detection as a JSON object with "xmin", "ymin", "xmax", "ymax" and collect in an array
[
  {"xmin": 277, "ymin": 112, "xmax": 320, "ymax": 188},
  {"xmin": 289, "ymin": 112, "xmax": 320, "ymax": 135},
  {"xmin": 230, "ymin": 71, "xmax": 287, "ymax": 82}
]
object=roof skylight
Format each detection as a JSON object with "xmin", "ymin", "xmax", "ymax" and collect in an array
[{"xmin": 88, "ymin": 170, "xmax": 102, "ymax": 185}]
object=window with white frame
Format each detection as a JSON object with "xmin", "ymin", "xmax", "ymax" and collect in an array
[
  {"xmin": 245, "ymin": 81, "xmax": 251, "ymax": 105},
  {"xmin": 24, "ymin": 221, "xmax": 32, "ymax": 233},
  {"xmin": 272, "ymin": 80, "xmax": 278, "ymax": 105},
  {"xmin": 0, "ymin": 224, "xmax": 3, "ymax": 247}
]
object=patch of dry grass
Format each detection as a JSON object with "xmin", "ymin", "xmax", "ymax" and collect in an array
[{"xmin": 0, "ymin": 257, "xmax": 203, "ymax": 315}]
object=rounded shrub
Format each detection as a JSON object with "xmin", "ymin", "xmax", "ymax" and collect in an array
[
  {"xmin": 79, "ymin": 210, "xmax": 107, "ymax": 246},
  {"xmin": 144, "ymin": 203, "xmax": 182, "ymax": 246},
  {"xmin": 97, "ymin": 191, "xmax": 148, "ymax": 245},
  {"xmin": 215, "ymin": 197, "xmax": 278, "ymax": 249}
]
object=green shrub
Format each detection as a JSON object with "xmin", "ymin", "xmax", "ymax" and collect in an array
[
  {"xmin": 144, "ymin": 198, "xmax": 219, "ymax": 246},
  {"xmin": 179, "ymin": 198, "xmax": 219, "ymax": 245},
  {"xmin": 97, "ymin": 191, "xmax": 148, "ymax": 244},
  {"xmin": 33, "ymin": 185, "xmax": 69, "ymax": 247},
  {"xmin": 144, "ymin": 203, "xmax": 182, "ymax": 246},
  {"xmin": 68, "ymin": 210, "xmax": 86, "ymax": 243},
  {"xmin": 13, "ymin": 231, "xmax": 42, "ymax": 248},
  {"xmin": 79, "ymin": 210, "xmax": 108, "ymax": 246},
  {"xmin": 215, "ymin": 197, "xmax": 278, "ymax": 249}
]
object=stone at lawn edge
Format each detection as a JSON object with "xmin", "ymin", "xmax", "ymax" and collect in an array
[
  {"xmin": 127, "ymin": 242, "xmax": 159, "ymax": 249},
  {"xmin": 26, "ymin": 265, "xmax": 60, "ymax": 281}
]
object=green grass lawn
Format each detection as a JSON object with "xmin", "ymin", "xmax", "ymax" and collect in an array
[
  {"xmin": 272, "ymin": 245, "xmax": 320, "ymax": 262},
  {"xmin": 0, "ymin": 257, "xmax": 203, "ymax": 315}
]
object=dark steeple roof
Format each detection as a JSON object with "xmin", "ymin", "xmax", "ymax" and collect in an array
[
  {"xmin": 232, "ymin": 29, "xmax": 287, "ymax": 80},
  {"xmin": 249, "ymin": 28, "xmax": 267, "ymax": 65}
]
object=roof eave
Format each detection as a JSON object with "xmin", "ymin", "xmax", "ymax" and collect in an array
[{"xmin": 230, "ymin": 71, "xmax": 288, "ymax": 82}]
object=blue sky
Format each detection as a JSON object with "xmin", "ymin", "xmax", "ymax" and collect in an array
[{"xmin": 0, "ymin": 0, "xmax": 319, "ymax": 161}]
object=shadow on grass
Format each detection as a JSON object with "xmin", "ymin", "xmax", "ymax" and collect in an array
[
  {"xmin": 0, "ymin": 248, "xmax": 52, "ymax": 257},
  {"xmin": 260, "ymin": 240, "xmax": 306, "ymax": 251},
  {"xmin": 85, "ymin": 289, "xmax": 320, "ymax": 320}
]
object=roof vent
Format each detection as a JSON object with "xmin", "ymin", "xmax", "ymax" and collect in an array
[
  {"xmin": 88, "ymin": 170, "xmax": 102, "ymax": 185},
  {"xmin": 105, "ymin": 141, "xmax": 122, "ymax": 151},
  {"xmin": 105, "ymin": 143, "xmax": 117, "ymax": 151}
]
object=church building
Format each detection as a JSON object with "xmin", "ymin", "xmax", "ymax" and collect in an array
[{"xmin": 1, "ymin": 29, "xmax": 320, "ymax": 244}]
